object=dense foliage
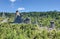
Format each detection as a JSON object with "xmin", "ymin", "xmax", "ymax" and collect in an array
[
  {"xmin": 0, "ymin": 11, "xmax": 60, "ymax": 28},
  {"xmin": 0, "ymin": 11, "xmax": 60, "ymax": 39},
  {"xmin": 0, "ymin": 23, "xmax": 60, "ymax": 39}
]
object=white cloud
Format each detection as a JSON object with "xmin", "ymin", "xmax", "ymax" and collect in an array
[
  {"xmin": 10, "ymin": 0, "xmax": 16, "ymax": 2},
  {"xmin": 17, "ymin": 7, "xmax": 25, "ymax": 10}
]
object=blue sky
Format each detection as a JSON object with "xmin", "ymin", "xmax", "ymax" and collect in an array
[{"xmin": 0, "ymin": 0, "xmax": 60, "ymax": 12}]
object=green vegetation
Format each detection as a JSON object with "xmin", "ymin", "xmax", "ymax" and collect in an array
[
  {"xmin": 0, "ymin": 23, "xmax": 60, "ymax": 39},
  {"xmin": 0, "ymin": 11, "xmax": 60, "ymax": 39}
]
